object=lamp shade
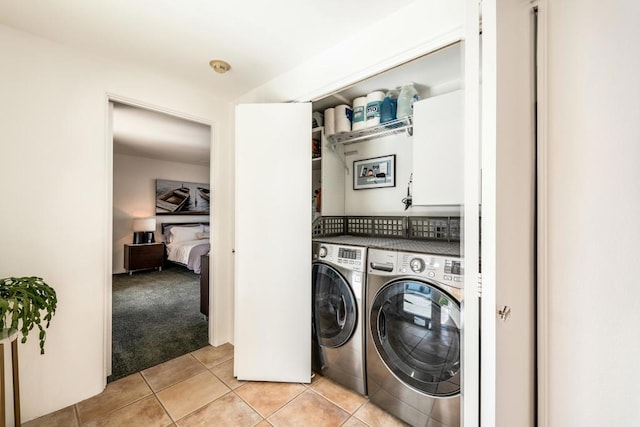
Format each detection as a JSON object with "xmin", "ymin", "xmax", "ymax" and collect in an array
[{"xmin": 132, "ymin": 217, "xmax": 156, "ymax": 232}]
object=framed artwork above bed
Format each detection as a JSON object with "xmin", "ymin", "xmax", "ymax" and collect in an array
[{"xmin": 156, "ymin": 179, "xmax": 210, "ymax": 215}]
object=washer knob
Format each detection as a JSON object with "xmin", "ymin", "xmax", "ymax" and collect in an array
[
  {"xmin": 409, "ymin": 258, "xmax": 425, "ymax": 273},
  {"xmin": 318, "ymin": 246, "xmax": 328, "ymax": 258}
]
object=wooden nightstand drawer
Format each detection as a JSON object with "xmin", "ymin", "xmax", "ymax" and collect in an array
[{"xmin": 124, "ymin": 243, "xmax": 164, "ymax": 274}]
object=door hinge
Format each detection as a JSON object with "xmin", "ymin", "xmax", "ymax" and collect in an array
[{"xmin": 477, "ymin": 273, "xmax": 482, "ymax": 297}]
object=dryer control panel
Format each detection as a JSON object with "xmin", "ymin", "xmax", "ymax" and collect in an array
[
  {"xmin": 399, "ymin": 252, "xmax": 464, "ymax": 288},
  {"xmin": 368, "ymin": 248, "xmax": 464, "ymax": 289}
]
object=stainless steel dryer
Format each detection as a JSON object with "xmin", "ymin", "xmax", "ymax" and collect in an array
[
  {"xmin": 312, "ymin": 242, "xmax": 367, "ymax": 395},
  {"xmin": 366, "ymin": 248, "xmax": 463, "ymax": 427}
]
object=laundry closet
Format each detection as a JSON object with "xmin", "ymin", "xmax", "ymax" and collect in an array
[
  {"xmin": 235, "ymin": 39, "xmax": 465, "ymax": 385},
  {"xmin": 234, "ymin": 1, "xmax": 535, "ymax": 425}
]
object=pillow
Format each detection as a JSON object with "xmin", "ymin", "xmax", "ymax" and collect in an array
[
  {"xmin": 169, "ymin": 225, "xmax": 204, "ymax": 243},
  {"xmin": 195, "ymin": 232, "xmax": 209, "ymax": 240}
]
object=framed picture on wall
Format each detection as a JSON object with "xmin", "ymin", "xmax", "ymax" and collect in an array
[
  {"xmin": 353, "ymin": 155, "xmax": 396, "ymax": 190},
  {"xmin": 155, "ymin": 179, "xmax": 210, "ymax": 215}
]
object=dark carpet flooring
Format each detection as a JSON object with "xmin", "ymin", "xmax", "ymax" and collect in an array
[{"xmin": 110, "ymin": 264, "xmax": 208, "ymax": 382}]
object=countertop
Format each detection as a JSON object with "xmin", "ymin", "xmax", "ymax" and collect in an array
[{"xmin": 312, "ymin": 235, "xmax": 461, "ymax": 257}]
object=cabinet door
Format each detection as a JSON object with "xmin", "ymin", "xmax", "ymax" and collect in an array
[
  {"xmin": 412, "ymin": 89, "xmax": 464, "ymax": 206},
  {"xmin": 235, "ymin": 103, "xmax": 311, "ymax": 383}
]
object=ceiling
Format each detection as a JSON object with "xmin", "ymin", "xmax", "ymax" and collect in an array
[
  {"xmin": 0, "ymin": 0, "xmax": 416, "ymax": 100},
  {"xmin": 112, "ymin": 102, "xmax": 211, "ymax": 165},
  {"xmin": 1, "ymin": 1, "xmax": 418, "ymax": 164}
]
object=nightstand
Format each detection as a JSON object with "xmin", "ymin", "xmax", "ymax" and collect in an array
[{"xmin": 124, "ymin": 243, "xmax": 164, "ymax": 274}]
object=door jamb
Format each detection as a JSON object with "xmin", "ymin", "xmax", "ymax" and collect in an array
[
  {"xmin": 103, "ymin": 93, "xmax": 215, "ymax": 380},
  {"xmin": 533, "ymin": 1, "xmax": 549, "ymax": 426}
]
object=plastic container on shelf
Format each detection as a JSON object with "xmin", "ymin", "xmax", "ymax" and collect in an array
[
  {"xmin": 380, "ymin": 89, "xmax": 400, "ymax": 123},
  {"xmin": 396, "ymin": 84, "xmax": 420, "ymax": 119},
  {"xmin": 312, "ymin": 111, "xmax": 324, "ymax": 128}
]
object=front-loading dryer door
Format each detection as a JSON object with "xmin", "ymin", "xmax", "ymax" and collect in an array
[
  {"xmin": 312, "ymin": 263, "xmax": 357, "ymax": 348},
  {"xmin": 370, "ymin": 279, "xmax": 461, "ymax": 397}
]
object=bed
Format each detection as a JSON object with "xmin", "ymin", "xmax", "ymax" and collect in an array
[{"xmin": 161, "ymin": 223, "xmax": 210, "ymax": 274}]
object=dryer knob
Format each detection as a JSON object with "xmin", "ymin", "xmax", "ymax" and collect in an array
[
  {"xmin": 410, "ymin": 258, "xmax": 425, "ymax": 273},
  {"xmin": 318, "ymin": 246, "xmax": 328, "ymax": 258}
]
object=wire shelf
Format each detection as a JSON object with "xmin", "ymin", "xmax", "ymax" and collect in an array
[{"xmin": 326, "ymin": 116, "xmax": 413, "ymax": 146}]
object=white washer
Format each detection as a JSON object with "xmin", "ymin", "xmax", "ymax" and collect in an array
[
  {"xmin": 366, "ymin": 248, "xmax": 464, "ymax": 426},
  {"xmin": 312, "ymin": 242, "xmax": 367, "ymax": 395}
]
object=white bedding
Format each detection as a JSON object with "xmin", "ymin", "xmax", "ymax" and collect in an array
[
  {"xmin": 166, "ymin": 239, "xmax": 210, "ymax": 273},
  {"xmin": 166, "ymin": 239, "xmax": 203, "ymax": 264}
]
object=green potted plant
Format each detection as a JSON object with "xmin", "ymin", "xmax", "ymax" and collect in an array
[{"xmin": 0, "ymin": 276, "xmax": 57, "ymax": 354}]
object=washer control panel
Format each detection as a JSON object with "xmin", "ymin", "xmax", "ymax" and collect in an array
[{"xmin": 315, "ymin": 243, "xmax": 365, "ymax": 272}]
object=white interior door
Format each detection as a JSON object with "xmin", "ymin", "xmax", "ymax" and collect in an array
[
  {"xmin": 234, "ymin": 103, "xmax": 312, "ymax": 383},
  {"xmin": 481, "ymin": 0, "xmax": 537, "ymax": 425}
]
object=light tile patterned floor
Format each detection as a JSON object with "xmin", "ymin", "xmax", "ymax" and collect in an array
[{"xmin": 23, "ymin": 344, "xmax": 408, "ymax": 427}]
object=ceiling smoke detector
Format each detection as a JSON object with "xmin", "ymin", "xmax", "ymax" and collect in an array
[{"xmin": 209, "ymin": 59, "xmax": 231, "ymax": 74}]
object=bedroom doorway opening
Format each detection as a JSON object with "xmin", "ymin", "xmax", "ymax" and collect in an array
[{"xmin": 108, "ymin": 99, "xmax": 212, "ymax": 382}]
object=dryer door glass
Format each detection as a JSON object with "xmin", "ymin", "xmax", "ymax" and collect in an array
[
  {"xmin": 370, "ymin": 279, "xmax": 461, "ymax": 397},
  {"xmin": 312, "ymin": 263, "xmax": 357, "ymax": 348}
]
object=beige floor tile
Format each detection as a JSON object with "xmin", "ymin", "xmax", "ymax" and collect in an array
[
  {"xmin": 210, "ymin": 358, "xmax": 246, "ymax": 390},
  {"xmin": 255, "ymin": 421, "xmax": 273, "ymax": 427},
  {"xmin": 157, "ymin": 371, "xmax": 231, "ymax": 420},
  {"xmin": 84, "ymin": 395, "xmax": 172, "ymax": 427},
  {"xmin": 427, "ymin": 418, "xmax": 446, "ymax": 427},
  {"xmin": 142, "ymin": 354, "xmax": 207, "ymax": 392},
  {"xmin": 76, "ymin": 373, "xmax": 152, "ymax": 424},
  {"xmin": 235, "ymin": 381, "xmax": 306, "ymax": 417},
  {"xmin": 309, "ymin": 372, "xmax": 323, "ymax": 386},
  {"xmin": 342, "ymin": 417, "xmax": 368, "ymax": 427},
  {"xmin": 191, "ymin": 343, "xmax": 234, "ymax": 368},
  {"xmin": 267, "ymin": 389, "xmax": 350, "ymax": 427},
  {"xmin": 22, "ymin": 405, "xmax": 78, "ymax": 427},
  {"xmin": 310, "ymin": 377, "xmax": 367, "ymax": 414},
  {"xmin": 353, "ymin": 402, "xmax": 410, "ymax": 427},
  {"xmin": 176, "ymin": 392, "xmax": 262, "ymax": 427}
]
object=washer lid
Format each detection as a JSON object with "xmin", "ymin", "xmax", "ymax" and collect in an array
[{"xmin": 370, "ymin": 279, "xmax": 461, "ymax": 397}]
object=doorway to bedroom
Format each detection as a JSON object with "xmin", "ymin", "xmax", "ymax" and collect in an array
[{"xmin": 109, "ymin": 100, "xmax": 212, "ymax": 382}]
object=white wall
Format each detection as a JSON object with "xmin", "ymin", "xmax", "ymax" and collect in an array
[
  {"xmin": 0, "ymin": 24, "xmax": 231, "ymax": 421},
  {"xmin": 112, "ymin": 154, "xmax": 210, "ymax": 274},
  {"xmin": 236, "ymin": 1, "xmax": 464, "ymax": 104},
  {"xmin": 545, "ymin": 2, "xmax": 640, "ymax": 426},
  {"xmin": 340, "ymin": 133, "xmax": 460, "ymax": 217}
]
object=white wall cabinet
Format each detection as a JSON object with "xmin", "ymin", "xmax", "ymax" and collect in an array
[{"xmin": 412, "ymin": 89, "xmax": 464, "ymax": 206}]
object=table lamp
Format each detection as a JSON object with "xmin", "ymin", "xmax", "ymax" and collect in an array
[{"xmin": 132, "ymin": 217, "xmax": 156, "ymax": 244}]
